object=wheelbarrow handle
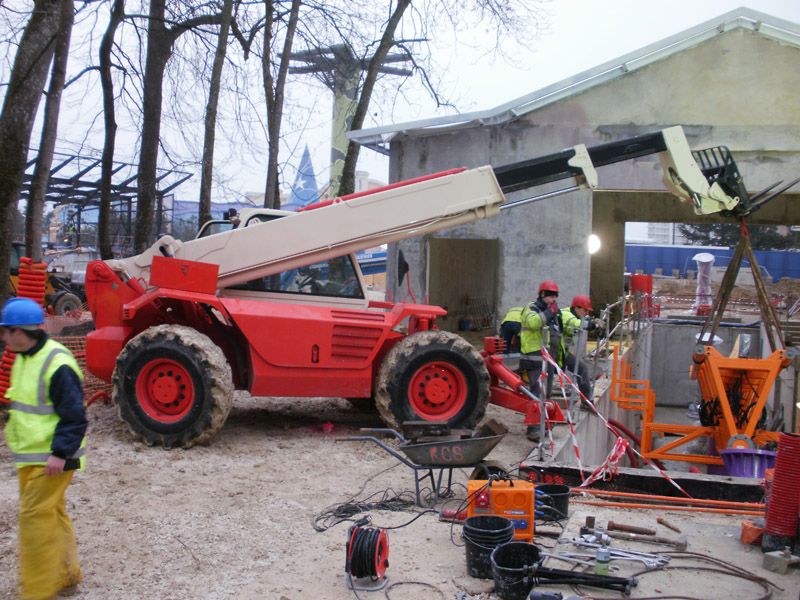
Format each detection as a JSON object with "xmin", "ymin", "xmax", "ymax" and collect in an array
[
  {"xmin": 336, "ymin": 435, "xmax": 417, "ymax": 469},
  {"xmin": 358, "ymin": 428, "xmax": 408, "ymax": 443}
]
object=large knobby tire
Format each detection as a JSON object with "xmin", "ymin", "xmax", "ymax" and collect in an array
[
  {"xmin": 53, "ymin": 292, "xmax": 82, "ymax": 315},
  {"xmin": 112, "ymin": 325, "xmax": 233, "ymax": 448},
  {"xmin": 374, "ymin": 331, "xmax": 490, "ymax": 430}
]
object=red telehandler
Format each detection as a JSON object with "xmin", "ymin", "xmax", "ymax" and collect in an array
[{"xmin": 84, "ymin": 127, "xmax": 745, "ymax": 447}]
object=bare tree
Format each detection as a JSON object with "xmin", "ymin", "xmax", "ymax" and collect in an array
[
  {"xmin": 337, "ymin": 0, "xmax": 410, "ymax": 196},
  {"xmin": 25, "ymin": 0, "xmax": 75, "ymax": 262},
  {"xmin": 198, "ymin": 0, "xmax": 234, "ymax": 227},
  {"xmin": 98, "ymin": 0, "xmax": 126, "ymax": 259},
  {"xmin": 261, "ymin": 0, "xmax": 301, "ymax": 209},
  {"xmin": 0, "ymin": 0, "xmax": 62, "ymax": 303},
  {"xmin": 133, "ymin": 0, "xmax": 221, "ymax": 253}
]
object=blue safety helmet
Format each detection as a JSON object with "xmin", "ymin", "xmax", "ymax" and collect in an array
[{"xmin": 0, "ymin": 297, "xmax": 45, "ymax": 327}]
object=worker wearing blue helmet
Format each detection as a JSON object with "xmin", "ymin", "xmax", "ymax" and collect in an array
[{"xmin": 1, "ymin": 297, "xmax": 87, "ymax": 599}]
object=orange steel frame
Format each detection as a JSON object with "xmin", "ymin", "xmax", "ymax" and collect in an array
[{"xmin": 610, "ymin": 346, "xmax": 784, "ymax": 467}]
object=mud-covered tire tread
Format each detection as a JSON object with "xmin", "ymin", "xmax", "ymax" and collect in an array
[
  {"xmin": 112, "ymin": 325, "xmax": 233, "ymax": 448},
  {"xmin": 374, "ymin": 330, "xmax": 489, "ymax": 430}
]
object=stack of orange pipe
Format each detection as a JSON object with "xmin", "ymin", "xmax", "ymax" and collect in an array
[{"xmin": 0, "ymin": 256, "xmax": 47, "ymax": 402}]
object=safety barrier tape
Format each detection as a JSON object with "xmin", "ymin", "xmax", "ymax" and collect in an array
[{"xmin": 540, "ymin": 347, "xmax": 692, "ymax": 498}]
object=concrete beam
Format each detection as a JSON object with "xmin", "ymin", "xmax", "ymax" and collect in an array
[{"xmin": 590, "ymin": 191, "xmax": 800, "ymax": 309}]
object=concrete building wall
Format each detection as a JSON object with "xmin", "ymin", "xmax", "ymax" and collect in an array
[{"xmin": 385, "ymin": 28, "xmax": 800, "ymax": 323}]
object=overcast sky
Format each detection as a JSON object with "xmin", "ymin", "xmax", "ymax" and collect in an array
[{"xmin": 345, "ymin": 0, "xmax": 800, "ymax": 194}]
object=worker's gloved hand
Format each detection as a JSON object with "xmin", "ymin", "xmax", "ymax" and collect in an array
[
  {"xmin": 593, "ymin": 318, "xmax": 606, "ymax": 330},
  {"xmin": 542, "ymin": 305, "xmax": 557, "ymax": 324}
]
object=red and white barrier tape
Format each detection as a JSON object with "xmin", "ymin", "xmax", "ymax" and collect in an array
[{"xmin": 541, "ymin": 348, "xmax": 691, "ymax": 498}]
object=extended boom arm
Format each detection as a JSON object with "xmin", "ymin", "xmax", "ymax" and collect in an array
[{"xmin": 106, "ymin": 126, "xmax": 739, "ymax": 290}]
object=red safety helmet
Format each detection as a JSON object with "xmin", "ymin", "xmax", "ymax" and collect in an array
[
  {"xmin": 571, "ymin": 295, "xmax": 593, "ymax": 311},
  {"xmin": 538, "ymin": 280, "xmax": 559, "ymax": 295}
]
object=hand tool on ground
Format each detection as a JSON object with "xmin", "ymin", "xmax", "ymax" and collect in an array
[
  {"xmin": 549, "ymin": 551, "xmax": 619, "ymax": 572},
  {"xmin": 565, "ymin": 538, "xmax": 669, "ymax": 568},
  {"xmin": 528, "ymin": 565, "xmax": 638, "ymax": 595},
  {"xmin": 607, "ymin": 521, "xmax": 656, "ymax": 535},
  {"xmin": 589, "ymin": 527, "xmax": 687, "ymax": 550},
  {"xmin": 541, "ymin": 551, "xmax": 618, "ymax": 571},
  {"xmin": 656, "ymin": 517, "xmax": 682, "ymax": 533}
]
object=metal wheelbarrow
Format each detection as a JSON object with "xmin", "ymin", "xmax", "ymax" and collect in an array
[{"xmin": 339, "ymin": 419, "xmax": 508, "ymax": 506}]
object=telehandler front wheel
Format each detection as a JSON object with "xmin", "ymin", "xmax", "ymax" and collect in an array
[
  {"xmin": 113, "ymin": 325, "xmax": 233, "ymax": 448},
  {"xmin": 374, "ymin": 331, "xmax": 490, "ymax": 430}
]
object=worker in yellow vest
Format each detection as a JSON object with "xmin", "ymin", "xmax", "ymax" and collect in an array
[
  {"xmin": 519, "ymin": 280, "xmax": 561, "ymax": 441},
  {"xmin": 499, "ymin": 306, "xmax": 523, "ymax": 353},
  {"xmin": 556, "ymin": 295, "xmax": 603, "ymax": 402},
  {"xmin": 1, "ymin": 298, "xmax": 86, "ymax": 600}
]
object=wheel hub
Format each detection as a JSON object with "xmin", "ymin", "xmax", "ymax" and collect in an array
[
  {"xmin": 408, "ymin": 361, "xmax": 467, "ymax": 420},
  {"xmin": 136, "ymin": 358, "xmax": 195, "ymax": 422}
]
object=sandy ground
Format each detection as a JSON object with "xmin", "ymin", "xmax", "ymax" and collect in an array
[{"xmin": 0, "ymin": 394, "xmax": 798, "ymax": 600}]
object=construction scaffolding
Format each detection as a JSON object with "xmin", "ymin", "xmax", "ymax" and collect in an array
[{"xmin": 18, "ymin": 150, "xmax": 191, "ymax": 256}]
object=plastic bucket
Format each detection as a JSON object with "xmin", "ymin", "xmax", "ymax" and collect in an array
[
  {"xmin": 534, "ymin": 484, "xmax": 570, "ymax": 522},
  {"xmin": 720, "ymin": 448, "xmax": 776, "ymax": 478},
  {"xmin": 490, "ymin": 542, "xmax": 542, "ymax": 600},
  {"xmin": 463, "ymin": 516, "xmax": 515, "ymax": 579}
]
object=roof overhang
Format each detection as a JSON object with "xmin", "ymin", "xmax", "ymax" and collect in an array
[{"xmin": 348, "ymin": 8, "xmax": 800, "ymax": 154}]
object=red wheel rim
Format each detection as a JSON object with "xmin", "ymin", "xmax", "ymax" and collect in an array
[
  {"xmin": 135, "ymin": 358, "xmax": 195, "ymax": 423},
  {"xmin": 408, "ymin": 360, "xmax": 467, "ymax": 420}
]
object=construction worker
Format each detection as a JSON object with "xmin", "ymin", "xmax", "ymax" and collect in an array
[
  {"xmin": 556, "ymin": 295, "xmax": 604, "ymax": 402},
  {"xmin": 499, "ymin": 306, "xmax": 523, "ymax": 353},
  {"xmin": 519, "ymin": 280, "xmax": 561, "ymax": 441},
  {"xmin": 1, "ymin": 297, "xmax": 86, "ymax": 600}
]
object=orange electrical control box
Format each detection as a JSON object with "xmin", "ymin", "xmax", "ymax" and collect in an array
[{"xmin": 466, "ymin": 479, "xmax": 535, "ymax": 541}]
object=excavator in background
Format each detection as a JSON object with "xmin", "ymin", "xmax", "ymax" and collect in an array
[
  {"xmin": 83, "ymin": 126, "xmax": 749, "ymax": 448},
  {"xmin": 8, "ymin": 242, "xmax": 83, "ymax": 315}
]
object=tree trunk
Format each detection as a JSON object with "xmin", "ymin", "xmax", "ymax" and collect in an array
[
  {"xmin": 26, "ymin": 0, "xmax": 74, "ymax": 262},
  {"xmin": 133, "ymin": 1, "xmax": 223, "ymax": 252},
  {"xmin": 0, "ymin": 0, "xmax": 61, "ymax": 304},
  {"xmin": 338, "ymin": 0, "xmax": 411, "ymax": 196},
  {"xmin": 262, "ymin": 0, "xmax": 301, "ymax": 209},
  {"xmin": 134, "ymin": 0, "xmax": 170, "ymax": 253},
  {"xmin": 199, "ymin": 0, "xmax": 234, "ymax": 228},
  {"xmin": 98, "ymin": 0, "xmax": 125, "ymax": 260}
]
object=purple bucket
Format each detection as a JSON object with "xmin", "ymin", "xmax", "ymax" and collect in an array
[{"xmin": 720, "ymin": 448, "xmax": 776, "ymax": 478}]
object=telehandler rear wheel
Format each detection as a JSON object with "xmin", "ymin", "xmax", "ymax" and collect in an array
[
  {"xmin": 113, "ymin": 325, "xmax": 233, "ymax": 448},
  {"xmin": 374, "ymin": 331, "xmax": 489, "ymax": 430}
]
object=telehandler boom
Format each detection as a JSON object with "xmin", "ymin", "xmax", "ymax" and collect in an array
[{"xmin": 84, "ymin": 127, "xmax": 743, "ymax": 447}]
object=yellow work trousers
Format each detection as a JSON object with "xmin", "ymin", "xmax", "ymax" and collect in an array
[{"xmin": 17, "ymin": 467, "xmax": 82, "ymax": 600}]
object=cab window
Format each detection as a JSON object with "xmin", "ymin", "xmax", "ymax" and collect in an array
[{"xmin": 231, "ymin": 255, "xmax": 363, "ymax": 299}]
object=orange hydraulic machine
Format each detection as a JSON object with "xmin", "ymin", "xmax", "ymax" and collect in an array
[
  {"xmin": 629, "ymin": 221, "xmax": 794, "ymax": 467},
  {"xmin": 689, "ymin": 222, "xmax": 792, "ymax": 452}
]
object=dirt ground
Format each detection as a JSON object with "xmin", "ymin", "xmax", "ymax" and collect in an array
[{"xmin": 1, "ymin": 394, "xmax": 798, "ymax": 600}]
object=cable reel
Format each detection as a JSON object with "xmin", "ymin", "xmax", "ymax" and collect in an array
[{"xmin": 345, "ymin": 518, "xmax": 390, "ymax": 591}]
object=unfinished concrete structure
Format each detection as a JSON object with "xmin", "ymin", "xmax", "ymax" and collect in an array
[{"xmin": 350, "ymin": 7, "xmax": 800, "ymax": 327}]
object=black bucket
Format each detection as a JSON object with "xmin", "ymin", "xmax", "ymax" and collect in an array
[
  {"xmin": 463, "ymin": 516, "xmax": 515, "ymax": 579},
  {"xmin": 534, "ymin": 484, "xmax": 570, "ymax": 522},
  {"xmin": 490, "ymin": 542, "xmax": 542, "ymax": 600}
]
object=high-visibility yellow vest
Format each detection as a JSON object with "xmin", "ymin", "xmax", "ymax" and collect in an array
[
  {"xmin": 4, "ymin": 339, "xmax": 86, "ymax": 469},
  {"xmin": 557, "ymin": 307, "xmax": 583, "ymax": 364},
  {"xmin": 520, "ymin": 303, "xmax": 548, "ymax": 354},
  {"xmin": 501, "ymin": 307, "xmax": 523, "ymax": 324}
]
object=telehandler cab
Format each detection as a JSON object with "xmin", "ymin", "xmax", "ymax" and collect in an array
[{"xmin": 84, "ymin": 127, "xmax": 747, "ymax": 447}]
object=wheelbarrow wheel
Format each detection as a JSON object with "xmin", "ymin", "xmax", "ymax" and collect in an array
[
  {"xmin": 374, "ymin": 330, "xmax": 490, "ymax": 430},
  {"xmin": 469, "ymin": 460, "xmax": 510, "ymax": 481}
]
